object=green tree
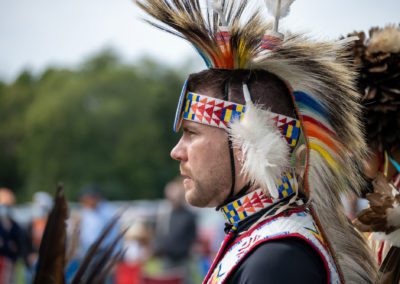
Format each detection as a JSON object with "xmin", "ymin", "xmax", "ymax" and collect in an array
[{"xmin": 0, "ymin": 49, "xmax": 187, "ymax": 201}]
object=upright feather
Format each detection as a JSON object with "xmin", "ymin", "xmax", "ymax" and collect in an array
[
  {"xmin": 264, "ymin": 0, "xmax": 295, "ymax": 32},
  {"xmin": 33, "ymin": 186, "xmax": 125, "ymax": 284},
  {"xmin": 210, "ymin": 0, "xmax": 227, "ymax": 26},
  {"xmin": 33, "ymin": 184, "xmax": 67, "ymax": 284}
]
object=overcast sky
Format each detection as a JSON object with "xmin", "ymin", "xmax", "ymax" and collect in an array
[{"xmin": 0, "ymin": 0, "xmax": 399, "ymax": 81}]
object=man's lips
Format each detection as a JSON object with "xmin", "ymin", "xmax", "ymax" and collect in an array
[
  {"xmin": 180, "ymin": 167, "xmax": 191, "ymax": 179},
  {"xmin": 181, "ymin": 174, "xmax": 192, "ymax": 180}
]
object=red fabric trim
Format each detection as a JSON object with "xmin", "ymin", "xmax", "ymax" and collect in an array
[
  {"xmin": 228, "ymin": 208, "xmax": 305, "ymax": 246},
  {"xmin": 204, "ymin": 208, "xmax": 335, "ymax": 284},
  {"xmin": 203, "ymin": 231, "xmax": 236, "ymax": 283},
  {"xmin": 377, "ymin": 241, "xmax": 385, "ymax": 266},
  {"xmin": 203, "ymin": 209, "xmax": 304, "ymax": 284},
  {"xmin": 222, "ymin": 233, "xmax": 332, "ymax": 284}
]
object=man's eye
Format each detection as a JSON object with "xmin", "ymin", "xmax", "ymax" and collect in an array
[{"xmin": 184, "ymin": 129, "xmax": 196, "ymax": 136}]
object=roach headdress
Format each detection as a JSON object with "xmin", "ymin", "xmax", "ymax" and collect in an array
[{"xmin": 135, "ymin": 0, "xmax": 376, "ymax": 282}]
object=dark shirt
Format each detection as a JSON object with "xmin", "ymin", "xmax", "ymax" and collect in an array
[
  {"xmin": 228, "ymin": 238, "xmax": 327, "ymax": 283},
  {"xmin": 0, "ymin": 215, "xmax": 30, "ymax": 265},
  {"xmin": 155, "ymin": 206, "xmax": 197, "ymax": 261},
  {"xmin": 221, "ymin": 202, "xmax": 327, "ymax": 284}
]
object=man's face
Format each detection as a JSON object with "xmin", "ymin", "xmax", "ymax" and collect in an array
[{"xmin": 170, "ymin": 120, "xmax": 232, "ymax": 207}]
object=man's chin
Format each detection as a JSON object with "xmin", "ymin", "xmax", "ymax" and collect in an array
[
  {"xmin": 185, "ymin": 189, "xmax": 217, "ymax": 208},
  {"xmin": 185, "ymin": 194, "xmax": 208, "ymax": 207},
  {"xmin": 183, "ymin": 177, "xmax": 194, "ymax": 190},
  {"xmin": 182, "ymin": 179, "xmax": 220, "ymax": 208}
]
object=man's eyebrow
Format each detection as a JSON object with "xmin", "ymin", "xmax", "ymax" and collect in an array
[{"xmin": 183, "ymin": 124, "xmax": 199, "ymax": 132}]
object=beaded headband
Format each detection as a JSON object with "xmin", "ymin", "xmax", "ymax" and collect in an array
[{"xmin": 173, "ymin": 83, "xmax": 301, "ymax": 148}]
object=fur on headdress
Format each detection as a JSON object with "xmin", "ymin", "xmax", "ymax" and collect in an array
[{"xmin": 348, "ymin": 25, "xmax": 400, "ymax": 151}]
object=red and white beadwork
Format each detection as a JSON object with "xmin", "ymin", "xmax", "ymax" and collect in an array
[{"xmin": 174, "ymin": 91, "xmax": 301, "ymax": 148}]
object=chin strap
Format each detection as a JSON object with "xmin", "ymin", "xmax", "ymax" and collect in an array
[
  {"xmin": 216, "ymin": 78, "xmax": 236, "ymax": 210},
  {"xmin": 227, "ymin": 138, "xmax": 236, "ymax": 199},
  {"xmin": 216, "ymin": 76, "xmax": 253, "ymax": 211}
]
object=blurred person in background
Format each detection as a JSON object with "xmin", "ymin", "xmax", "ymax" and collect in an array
[
  {"xmin": 153, "ymin": 177, "xmax": 197, "ymax": 284},
  {"xmin": 0, "ymin": 187, "xmax": 30, "ymax": 283},
  {"xmin": 65, "ymin": 184, "xmax": 120, "ymax": 283},
  {"xmin": 25, "ymin": 191, "xmax": 53, "ymax": 282},
  {"xmin": 30, "ymin": 192, "xmax": 53, "ymax": 252},
  {"xmin": 78, "ymin": 185, "xmax": 120, "ymax": 257},
  {"xmin": 115, "ymin": 220, "xmax": 151, "ymax": 284}
]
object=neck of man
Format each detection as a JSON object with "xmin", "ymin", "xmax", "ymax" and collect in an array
[{"xmin": 217, "ymin": 182, "xmax": 256, "ymax": 210}]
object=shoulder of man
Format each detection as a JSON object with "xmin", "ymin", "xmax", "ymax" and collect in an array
[{"xmin": 228, "ymin": 238, "xmax": 327, "ymax": 284}]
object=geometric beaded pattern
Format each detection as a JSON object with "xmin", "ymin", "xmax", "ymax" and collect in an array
[
  {"xmin": 221, "ymin": 189, "xmax": 275, "ymax": 225},
  {"xmin": 183, "ymin": 92, "xmax": 245, "ymax": 129},
  {"xmin": 221, "ymin": 170, "xmax": 299, "ymax": 225},
  {"xmin": 180, "ymin": 92, "xmax": 301, "ymax": 148},
  {"xmin": 276, "ymin": 171, "xmax": 298, "ymax": 199}
]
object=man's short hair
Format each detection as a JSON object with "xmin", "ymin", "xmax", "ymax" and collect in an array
[{"xmin": 187, "ymin": 69, "xmax": 296, "ymax": 119}]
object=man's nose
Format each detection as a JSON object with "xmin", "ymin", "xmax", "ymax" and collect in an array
[{"xmin": 170, "ymin": 138, "xmax": 187, "ymax": 161}]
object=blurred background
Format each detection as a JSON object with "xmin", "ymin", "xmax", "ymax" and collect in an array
[{"xmin": 0, "ymin": 0, "xmax": 399, "ymax": 283}]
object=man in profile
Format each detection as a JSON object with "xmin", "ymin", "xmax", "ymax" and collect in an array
[{"xmin": 135, "ymin": 0, "xmax": 376, "ymax": 282}]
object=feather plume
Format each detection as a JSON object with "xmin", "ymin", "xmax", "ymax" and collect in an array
[
  {"xmin": 230, "ymin": 102, "xmax": 290, "ymax": 198},
  {"xmin": 347, "ymin": 25, "xmax": 400, "ymax": 151},
  {"xmin": 33, "ymin": 184, "xmax": 67, "ymax": 284},
  {"xmin": 264, "ymin": 0, "xmax": 295, "ymax": 32},
  {"xmin": 135, "ymin": 0, "xmax": 267, "ymax": 69},
  {"xmin": 355, "ymin": 173, "xmax": 400, "ymax": 247},
  {"xmin": 264, "ymin": 0, "xmax": 295, "ymax": 19},
  {"xmin": 210, "ymin": 0, "xmax": 227, "ymax": 26}
]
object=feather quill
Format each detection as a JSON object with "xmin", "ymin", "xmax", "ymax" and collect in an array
[
  {"xmin": 264, "ymin": 0, "xmax": 295, "ymax": 32},
  {"xmin": 211, "ymin": 0, "xmax": 227, "ymax": 26}
]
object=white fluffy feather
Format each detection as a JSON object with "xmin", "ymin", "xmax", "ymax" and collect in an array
[
  {"xmin": 374, "ymin": 230, "xmax": 400, "ymax": 248},
  {"xmin": 229, "ymin": 102, "xmax": 290, "ymax": 198},
  {"xmin": 370, "ymin": 198, "xmax": 400, "ymax": 247},
  {"xmin": 264, "ymin": 0, "xmax": 295, "ymax": 19}
]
